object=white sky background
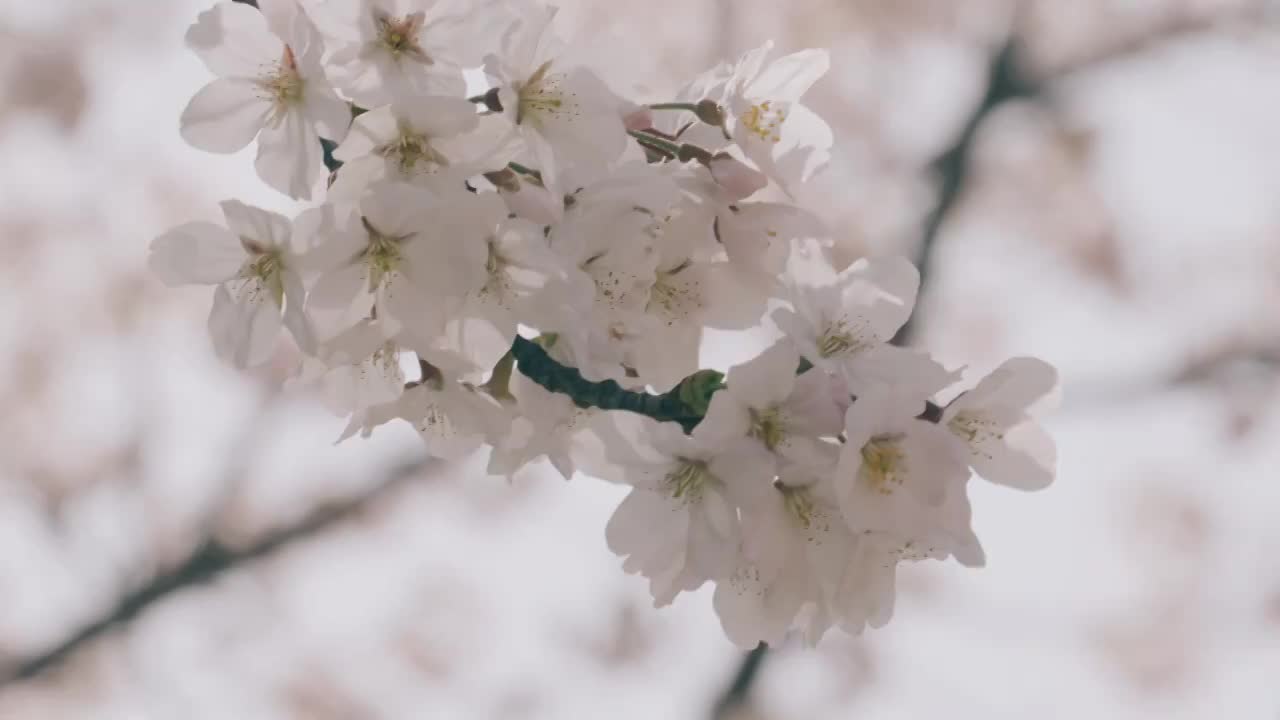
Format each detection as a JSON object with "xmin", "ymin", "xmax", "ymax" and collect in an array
[{"xmin": 0, "ymin": 0, "xmax": 1278, "ymax": 718}]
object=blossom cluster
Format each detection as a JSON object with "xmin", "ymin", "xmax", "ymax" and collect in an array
[{"xmin": 150, "ymin": 0, "xmax": 1059, "ymax": 647}]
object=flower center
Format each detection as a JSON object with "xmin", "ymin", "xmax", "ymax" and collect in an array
[
  {"xmin": 377, "ymin": 124, "xmax": 449, "ymax": 177},
  {"xmin": 648, "ymin": 261, "xmax": 699, "ymax": 324},
  {"xmin": 666, "ymin": 459, "xmax": 711, "ymax": 502},
  {"xmin": 374, "ymin": 11, "xmax": 431, "ymax": 63},
  {"xmin": 780, "ymin": 483, "xmax": 815, "ymax": 528},
  {"xmin": 259, "ymin": 46, "xmax": 305, "ymax": 123},
  {"xmin": 748, "ymin": 406, "xmax": 786, "ymax": 450},
  {"xmin": 948, "ymin": 411, "xmax": 1003, "ymax": 446},
  {"xmin": 239, "ymin": 238, "xmax": 284, "ymax": 307},
  {"xmin": 360, "ymin": 216, "xmax": 414, "ymax": 289},
  {"xmin": 516, "ymin": 61, "xmax": 568, "ymax": 127},
  {"xmin": 859, "ymin": 433, "xmax": 906, "ymax": 495},
  {"xmin": 738, "ymin": 100, "xmax": 786, "ymax": 143},
  {"xmin": 477, "ymin": 238, "xmax": 513, "ymax": 304},
  {"xmin": 817, "ymin": 318, "xmax": 863, "ymax": 359}
]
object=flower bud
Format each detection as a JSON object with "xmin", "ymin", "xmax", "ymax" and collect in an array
[
  {"xmin": 709, "ymin": 153, "xmax": 768, "ymax": 200},
  {"xmin": 694, "ymin": 99, "xmax": 726, "ymax": 128},
  {"xmin": 623, "ymin": 106, "xmax": 654, "ymax": 132}
]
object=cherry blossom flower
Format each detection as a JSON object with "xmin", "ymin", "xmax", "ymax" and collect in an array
[
  {"xmin": 488, "ymin": 368, "xmax": 594, "ymax": 480},
  {"xmin": 330, "ymin": 97, "xmax": 495, "ymax": 192},
  {"xmin": 719, "ymin": 41, "xmax": 834, "ymax": 192},
  {"xmin": 581, "ymin": 411, "xmax": 774, "ymax": 606},
  {"xmin": 943, "ymin": 357, "xmax": 1059, "ymax": 491},
  {"xmin": 700, "ymin": 341, "xmax": 844, "ymax": 471},
  {"xmin": 713, "ymin": 463, "xmax": 852, "ymax": 648},
  {"xmin": 482, "ymin": 4, "xmax": 626, "ymax": 192},
  {"xmin": 150, "ymin": 199, "xmax": 312, "ymax": 367},
  {"xmin": 181, "ymin": 0, "xmax": 350, "ymax": 199},
  {"xmin": 341, "ymin": 355, "xmax": 510, "ymax": 460},
  {"xmin": 835, "ymin": 384, "xmax": 975, "ymax": 547},
  {"xmin": 322, "ymin": 0, "xmax": 506, "ymax": 106},
  {"xmin": 304, "ymin": 182, "xmax": 499, "ymax": 344},
  {"xmin": 774, "ymin": 251, "xmax": 959, "ymax": 397}
]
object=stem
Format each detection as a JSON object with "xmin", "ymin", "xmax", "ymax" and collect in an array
[
  {"xmin": 507, "ymin": 161, "xmax": 543, "ymax": 182},
  {"xmin": 649, "ymin": 102, "xmax": 701, "ymax": 112},
  {"xmin": 627, "ymin": 129, "xmax": 682, "ymax": 158}
]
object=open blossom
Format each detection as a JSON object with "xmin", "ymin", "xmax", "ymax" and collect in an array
[
  {"xmin": 774, "ymin": 250, "xmax": 959, "ymax": 397},
  {"xmin": 304, "ymin": 182, "xmax": 498, "ymax": 344},
  {"xmin": 835, "ymin": 384, "xmax": 976, "ymax": 548},
  {"xmin": 181, "ymin": 0, "xmax": 349, "ymax": 199},
  {"xmin": 322, "ymin": 0, "xmax": 506, "ymax": 106},
  {"xmin": 719, "ymin": 41, "xmax": 834, "ymax": 192},
  {"xmin": 483, "ymin": 4, "xmax": 626, "ymax": 192},
  {"xmin": 150, "ymin": 200, "xmax": 312, "ymax": 368},
  {"xmin": 448, "ymin": 216, "xmax": 568, "ymax": 372},
  {"xmin": 341, "ymin": 354, "xmax": 510, "ymax": 459},
  {"xmin": 330, "ymin": 97, "xmax": 495, "ymax": 192},
  {"xmin": 943, "ymin": 358, "xmax": 1059, "ymax": 491},
  {"xmin": 488, "ymin": 368, "xmax": 594, "ymax": 480},
  {"xmin": 700, "ymin": 341, "xmax": 843, "ymax": 472},
  {"xmin": 293, "ymin": 317, "xmax": 408, "ymax": 416},
  {"xmin": 581, "ymin": 411, "xmax": 775, "ymax": 606},
  {"xmin": 713, "ymin": 463, "xmax": 851, "ymax": 648}
]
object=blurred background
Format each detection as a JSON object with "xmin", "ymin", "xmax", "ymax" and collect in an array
[{"xmin": 1, "ymin": 0, "xmax": 1279, "ymax": 718}]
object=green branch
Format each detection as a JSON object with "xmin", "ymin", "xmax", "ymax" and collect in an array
[{"xmin": 509, "ymin": 336, "xmax": 721, "ymax": 433}]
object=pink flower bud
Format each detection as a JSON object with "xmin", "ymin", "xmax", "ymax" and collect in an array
[
  {"xmin": 623, "ymin": 107, "xmax": 654, "ymax": 132},
  {"xmin": 709, "ymin": 154, "xmax": 768, "ymax": 200}
]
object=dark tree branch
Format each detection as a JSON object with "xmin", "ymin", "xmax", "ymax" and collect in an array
[
  {"xmin": 893, "ymin": 3, "xmax": 1268, "ymax": 347},
  {"xmin": 2, "ymin": 457, "xmax": 435, "ymax": 685},
  {"xmin": 711, "ymin": 643, "xmax": 769, "ymax": 719},
  {"xmin": 892, "ymin": 37, "xmax": 1033, "ymax": 347},
  {"xmin": 510, "ymin": 335, "xmax": 719, "ymax": 432}
]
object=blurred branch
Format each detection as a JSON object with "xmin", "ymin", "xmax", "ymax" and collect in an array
[
  {"xmin": 711, "ymin": 643, "xmax": 769, "ymax": 720},
  {"xmin": 893, "ymin": 2, "xmax": 1268, "ymax": 345},
  {"xmin": 1037, "ymin": 3, "xmax": 1270, "ymax": 81},
  {"xmin": 893, "ymin": 36, "xmax": 1031, "ymax": 346},
  {"xmin": 2, "ymin": 456, "xmax": 435, "ymax": 685}
]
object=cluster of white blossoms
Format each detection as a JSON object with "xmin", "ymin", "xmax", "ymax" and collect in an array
[{"xmin": 151, "ymin": 0, "xmax": 1059, "ymax": 648}]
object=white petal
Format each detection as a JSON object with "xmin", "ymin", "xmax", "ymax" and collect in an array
[
  {"xmin": 256, "ymin": 109, "xmax": 324, "ymax": 200},
  {"xmin": 401, "ymin": 95, "xmax": 480, "ymax": 138},
  {"xmin": 970, "ymin": 357, "xmax": 1060, "ymax": 414},
  {"xmin": 208, "ymin": 282, "xmax": 282, "ymax": 368},
  {"xmin": 747, "ymin": 48, "xmax": 829, "ymax": 102},
  {"xmin": 281, "ymin": 269, "xmax": 316, "ymax": 355},
  {"xmin": 307, "ymin": 263, "xmax": 371, "ymax": 338},
  {"xmin": 305, "ymin": 84, "xmax": 354, "ymax": 143},
  {"xmin": 219, "ymin": 199, "xmax": 291, "ymax": 249},
  {"xmin": 184, "ymin": 2, "xmax": 279, "ymax": 78},
  {"xmin": 180, "ymin": 79, "xmax": 269, "ymax": 153},
  {"xmin": 149, "ymin": 222, "xmax": 244, "ymax": 286},
  {"xmin": 971, "ymin": 421, "xmax": 1056, "ymax": 491},
  {"xmin": 725, "ymin": 340, "xmax": 798, "ymax": 410},
  {"xmin": 333, "ymin": 105, "xmax": 397, "ymax": 161}
]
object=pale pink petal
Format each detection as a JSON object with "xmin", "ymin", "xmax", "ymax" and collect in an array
[
  {"xmin": 149, "ymin": 222, "xmax": 245, "ymax": 286},
  {"xmin": 184, "ymin": 2, "xmax": 279, "ymax": 78},
  {"xmin": 256, "ymin": 109, "xmax": 324, "ymax": 200},
  {"xmin": 180, "ymin": 79, "xmax": 270, "ymax": 153}
]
